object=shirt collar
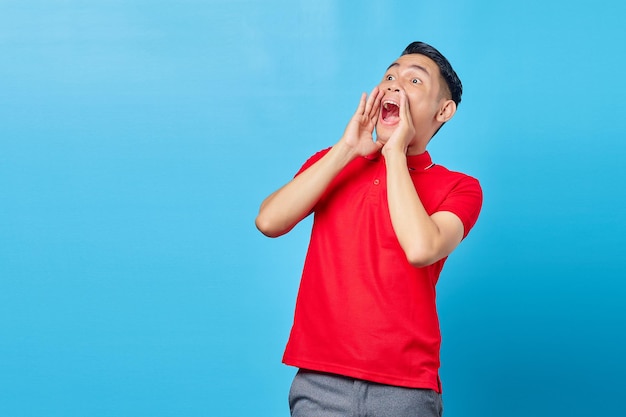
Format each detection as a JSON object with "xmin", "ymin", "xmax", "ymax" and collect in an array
[
  {"xmin": 407, "ymin": 151, "xmax": 434, "ymax": 172},
  {"xmin": 364, "ymin": 150, "xmax": 434, "ymax": 172}
]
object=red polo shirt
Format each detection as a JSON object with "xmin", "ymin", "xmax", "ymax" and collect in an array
[{"xmin": 282, "ymin": 148, "xmax": 482, "ymax": 392}]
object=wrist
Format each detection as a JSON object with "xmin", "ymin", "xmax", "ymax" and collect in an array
[
  {"xmin": 331, "ymin": 139, "xmax": 359, "ymax": 165},
  {"xmin": 381, "ymin": 144, "xmax": 407, "ymax": 159}
]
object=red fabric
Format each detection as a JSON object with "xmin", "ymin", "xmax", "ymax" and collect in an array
[{"xmin": 282, "ymin": 148, "xmax": 482, "ymax": 392}]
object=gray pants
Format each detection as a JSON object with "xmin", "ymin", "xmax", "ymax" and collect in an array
[{"xmin": 289, "ymin": 370, "xmax": 444, "ymax": 417}]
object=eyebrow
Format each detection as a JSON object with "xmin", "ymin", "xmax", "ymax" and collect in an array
[{"xmin": 386, "ymin": 62, "xmax": 431, "ymax": 78}]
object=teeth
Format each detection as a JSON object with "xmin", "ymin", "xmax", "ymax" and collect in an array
[{"xmin": 383, "ymin": 100, "xmax": 399, "ymax": 110}]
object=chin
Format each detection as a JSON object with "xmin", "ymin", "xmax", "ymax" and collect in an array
[{"xmin": 375, "ymin": 125, "xmax": 394, "ymax": 142}]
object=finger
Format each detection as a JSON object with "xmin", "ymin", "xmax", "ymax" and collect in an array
[
  {"xmin": 362, "ymin": 87, "xmax": 379, "ymax": 117},
  {"xmin": 354, "ymin": 92, "xmax": 367, "ymax": 116},
  {"xmin": 371, "ymin": 108, "xmax": 379, "ymax": 127},
  {"xmin": 399, "ymin": 90, "xmax": 412, "ymax": 124},
  {"xmin": 369, "ymin": 87, "xmax": 383, "ymax": 120},
  {"xmin": 363, "ymin": 89, "xmax": 381, "ymax": 125}
]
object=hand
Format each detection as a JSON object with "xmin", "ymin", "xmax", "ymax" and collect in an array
[
  {"xmin": 340, "ymin": 87, "xmax": 384, "ymax": 157},
  {"xmin": 382, "ymin": 90, "xmax": 415, "ymax": 156}
]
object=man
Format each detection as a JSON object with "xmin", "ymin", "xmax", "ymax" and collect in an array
[{"xmin": 256, "ymin": 41, "xmax": 482, "ymax": 417}]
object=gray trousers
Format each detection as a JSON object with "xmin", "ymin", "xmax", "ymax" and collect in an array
[{"xmin": 289, "ymin": 370, "xmax": 444, "ymax": 417}]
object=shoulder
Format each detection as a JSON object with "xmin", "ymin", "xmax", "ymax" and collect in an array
[
  {"xmin": 429, "ymin": 164, "xmax": 483, "ymax": 238},
  {"xmin": 295, "ymin": 147, "xmax": 332, "ymax": 176},
  {"xmin": 431, "ymin": 162, "xmax": 479, "ymax": 181},
  {"xmin": 431, "ymin": 164, "xmax": 482, "ymax": 191}
]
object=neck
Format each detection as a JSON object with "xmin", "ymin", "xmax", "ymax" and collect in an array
[{"xmin": 406, "ymin": 137, "xmax": 429, "ymax": 155}]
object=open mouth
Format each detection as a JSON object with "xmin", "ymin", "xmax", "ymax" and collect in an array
[{"xmin": 381, "ymin": 100, "xmax": 400, "ymax": 124}]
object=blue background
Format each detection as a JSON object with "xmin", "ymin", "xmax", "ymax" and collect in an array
[{"xmin": 1, "ymin": 1, "xmax": 625, "ymax": 416}]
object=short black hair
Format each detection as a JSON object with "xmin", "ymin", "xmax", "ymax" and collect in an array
[{"xmin": 401, "ymin": 41, "xmax": 462, "ymax": 106}]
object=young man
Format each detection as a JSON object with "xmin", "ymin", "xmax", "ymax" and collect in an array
[{"xmin": 256, "ymin": 41, "xmax": 482, "ymax": 417}]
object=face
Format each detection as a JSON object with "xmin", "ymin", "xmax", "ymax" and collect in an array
[{"xmin": 375, "ymin": 53, "xmax": 453, "ymax": 145}]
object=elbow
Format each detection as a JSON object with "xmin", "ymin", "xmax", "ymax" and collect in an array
[
  {"xmin": 255, "ymin": 214, "xmax": 287, "ymax": 238},
  {"xmin": 405, "ymin": 247, "xmax": 439, "ymax": 268},
  {"xmin": 255, "ymin": 200, "xmax": 282, "ymax": 237}
]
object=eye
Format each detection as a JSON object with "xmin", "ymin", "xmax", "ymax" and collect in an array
[
  {"xmin": 411, "ymin": 78, "xmax": 421, "ymax": 84},
  {"xmin": 386, "ymin": 75, "xmax": 394, "ymax": 81}
]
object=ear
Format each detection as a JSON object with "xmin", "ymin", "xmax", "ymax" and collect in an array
[{"xmin": 436, "ymin": 99, "xmax": 456, "ymax": 123}]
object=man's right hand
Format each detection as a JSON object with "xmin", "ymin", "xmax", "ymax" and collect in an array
[
  {"xmin": 338, "ymin": 87, "xmax": 384, "ymax": 158},
  {"xmin": 256, "ymin": 87, "xmax": 384, "ymax": 238}
]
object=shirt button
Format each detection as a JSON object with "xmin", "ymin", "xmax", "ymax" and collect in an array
[{"xmin": 373, "ymin": 179, "xmax": 380, "ymax": 185}]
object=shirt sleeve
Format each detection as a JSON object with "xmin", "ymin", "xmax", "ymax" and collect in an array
[
  {"xmin": 294, "ymin": 148, "xmax": 331, "ymax": 177},
  {"xmin": 437, "ymin": 175, "xmax": 483, "ymax": 239}
]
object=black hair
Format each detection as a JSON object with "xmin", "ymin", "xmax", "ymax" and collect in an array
[{"xmin": 401, "ymin": 41, "xmax": 462, "ymax": 106}]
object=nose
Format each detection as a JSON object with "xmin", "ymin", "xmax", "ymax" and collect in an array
[{"xmin": 383, "ymin": 77, "xmax": 401, "ymax": 93}]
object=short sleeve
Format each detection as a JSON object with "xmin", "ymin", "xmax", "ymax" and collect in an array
[
  {"xmin": 294, "ymin": 148, "xmax": 331, "ymax": 177},
  {"xmin": 437, "ymin": 175, "xmax": 483, "ymax": 239}
]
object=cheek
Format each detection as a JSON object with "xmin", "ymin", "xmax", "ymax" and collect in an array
[
  {"xmin": 407, "ymin": 97, "xmax": 428, "ymax": 116},
  {"xmin": 408, "ymin": 94, "xmax": 438, "ymax": 116}
]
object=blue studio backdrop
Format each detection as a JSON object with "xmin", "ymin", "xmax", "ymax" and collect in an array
[{"xmin": 1, "ymin": 1, "xmax": 625, "ymax": 416}]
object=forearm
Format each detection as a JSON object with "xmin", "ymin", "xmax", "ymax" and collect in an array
[
  {"xmin": 255, "ymin": 141, "xmax": 356, "ymax": 237},
  {"xmin": 384, "ymin": 150, "xmax": 446, "ymax": 266},
  {"xmin": 257, "ymin": 88, "xmax": 383, "ymax": 237}
]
